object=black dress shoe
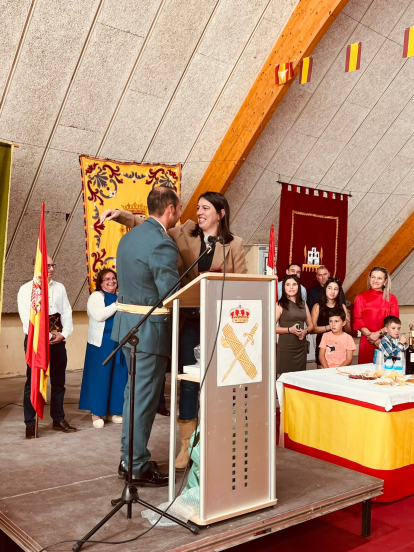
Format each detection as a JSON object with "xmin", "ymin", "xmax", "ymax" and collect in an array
[
  {"xmin": 156, "ymin": 407, "xmax": 170, "ymax": 417},
  {"xmin": 25, "ymin": 425, "xmax": 35, "ymax": 439},
  {"xmin": 118, "ymin": 460, "xmax": 158, "ymax": 479},
  {"xmin": 133, "ymin": 463, "xmax": 168, "ymax": 487},
  {"xmin": 52, "ymin": 420, "xmax": 77, "ymax": 433}
]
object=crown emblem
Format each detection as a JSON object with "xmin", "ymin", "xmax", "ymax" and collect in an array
[
  {"xmin": 230, "ymin": 304, "xmax": 250, "ymax": 323},
  {"xmin": 120, "ymin": 202, "xmax": 146, "ymax": 215}
]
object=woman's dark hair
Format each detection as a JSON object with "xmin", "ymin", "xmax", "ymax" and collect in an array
[
  {"xmin": 317, "ymin": 277, "xmax": 343, "ymax": 318},
  {"xmin": 95, "ymin": 268, "xmax": 117, "ymax": 292},
  {"xmin": 189, "ymin": 191, "xmax": 234, "ymax": 243},
  {"xmin": 278, "ymin": 274, "xmax": 304, "ymax": 310}
]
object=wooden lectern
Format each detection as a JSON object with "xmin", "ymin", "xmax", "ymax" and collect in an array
[{"xmin": 164, "ymin": 273, "xmax": 277, "ymax": 525}]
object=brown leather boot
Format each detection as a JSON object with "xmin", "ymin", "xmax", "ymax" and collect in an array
[{"xmin": 175, "ymin": 418, "xmax": 197, "ymax": 471}]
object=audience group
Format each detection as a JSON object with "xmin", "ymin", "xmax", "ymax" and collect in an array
[{"xmin": 276, "ymin": 263, "xmax": 401, "ymax": 374}]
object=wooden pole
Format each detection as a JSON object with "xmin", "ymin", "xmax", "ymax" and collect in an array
[{"xmin": 35, "ymin": 413, "xmax": 39, "ymax": 439}]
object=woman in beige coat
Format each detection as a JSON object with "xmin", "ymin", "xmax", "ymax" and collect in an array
[{"xmin": 101, "ymin": 191, "xmax": 247, "ymax": 469}]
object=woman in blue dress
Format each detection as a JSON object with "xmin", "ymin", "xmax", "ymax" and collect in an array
[{"xmin": 79, "ymin": 269, "xmax": 128, "ymax": 428}]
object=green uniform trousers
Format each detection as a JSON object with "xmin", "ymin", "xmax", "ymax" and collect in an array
[{"xmin": 120, "ymin": 348, "xmax": 167, "ymax": 475}]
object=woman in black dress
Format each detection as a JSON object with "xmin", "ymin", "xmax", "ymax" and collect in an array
[
  {"xmin": 276, "ymin": 275, "xmax": 314, "ymax": 375},
  {"xmin": 311, "ymin": 278, "xmax": 350, "ymax": 368}
]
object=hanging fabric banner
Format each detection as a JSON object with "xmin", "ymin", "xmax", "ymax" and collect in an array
[
  {"xmin": 275, "ymin": 62, "xmax": 294, "ymax": 85},
  {"xmin": 299, "ymin": 57, "xmax": 313, "ymax": 84},
  {"xmin": 0, "ymin": 141, "xmax": 14, "ymax": 332},
  {"xmin": 345, "ymin": 42, "xmax": 362, "ymax": 73},
  {"xmin": 403, "ymin": 27, "xmax": 414, "ymax": 58},
  {"xmin": 276, "ymin": 183, "xmax": 348, "ymax": 290},
  {"xmin": 80, "ymin": 155, "xmax": 182, "ymax": 292}
]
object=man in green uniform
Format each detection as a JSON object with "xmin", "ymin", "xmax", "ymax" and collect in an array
[{"xmin": 112, "ymin": 186, "xmax": 181, "ymax": 486}]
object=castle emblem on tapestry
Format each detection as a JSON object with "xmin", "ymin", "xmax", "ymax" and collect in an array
[
  {"xmin": 79, "ymin": 155, "xmax": 182, "ymax": 292},
  {"xmin": 302, "ymin": 246, "xmax": 324, "ymax": 272}
]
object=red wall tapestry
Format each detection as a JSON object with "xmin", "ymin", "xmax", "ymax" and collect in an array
[{"xmin": 276, "ymin": 183, "xmax": 348, "ymax": 291}]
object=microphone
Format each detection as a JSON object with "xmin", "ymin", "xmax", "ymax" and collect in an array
[{"xmin": 207, "ymin": 235, "xmax": 224, "ymax": 245}]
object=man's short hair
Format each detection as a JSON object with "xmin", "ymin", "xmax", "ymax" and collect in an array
[
  {"xmin": 384, "ymin": 315, "xmax": 401, "ymax": 327},
  {"xmin": 147, "ymin": 186, "xmax": 179, "ymax": 216},
  {"xmin": 329, "ymin": 307, "xmax": 345, "ymax": 322},
  {"xmin": 317, "ymin": 265, "xmax": 329, "ymax": 272},
  {"xmin": 287, "ymin": 263, "xmax": 301, "ymax": 271}
]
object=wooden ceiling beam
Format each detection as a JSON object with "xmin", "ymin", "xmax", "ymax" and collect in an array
[
  {"xmin": 346, "ymin": 212, "xmax": 414, "ymax": 304},
  {"xmin": 181, "ymin": 0, "xmax": 350, "ymax": 223}
]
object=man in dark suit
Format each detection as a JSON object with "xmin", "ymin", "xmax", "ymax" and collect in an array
[{"xmin": 112, "ymin": 186, "xmax": 181, "ymax": 486}]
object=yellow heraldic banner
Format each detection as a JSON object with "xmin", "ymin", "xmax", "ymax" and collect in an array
[{"xmin": 80, "ymin": 155, "xmax": 182, "ymax": 292}]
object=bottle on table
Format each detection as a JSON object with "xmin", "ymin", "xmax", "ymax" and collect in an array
[{"xmin": 406, "ymin": 331, "xmax": 414, "ymax": 376}]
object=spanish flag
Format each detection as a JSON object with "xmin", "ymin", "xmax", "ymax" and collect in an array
[
  {"xmin": 267, "ymin": 224, "xmax": 275, "ymax": 276},
  {"xmin": 26, "ymin": 203, "xmax": 50, "ymax": 419},
  {"xmin": 345, "ymin": 42, "xmax": 362, "ymax": 73},
  {"xmin": 275, "ymin": 62, "xmax": 294, "ymax": 85},
  {"xmin": 299, "ymin": 57, "xmax": 313, "ymax": 84},
  {"xmin": 403, "ymin": 27, "xmax": 414, "ymax": 58}
]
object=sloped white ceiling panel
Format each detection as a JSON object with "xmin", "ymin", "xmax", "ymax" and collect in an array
[
  {"xmin": 1, "ymin": 0, "xmax": 299, "ymax": 312},
  {"xmin": 226, "ymin": 0, "xmax": 414, "ymax": 305}
]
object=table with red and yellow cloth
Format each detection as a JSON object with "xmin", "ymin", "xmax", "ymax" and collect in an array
[{"xmin": 276, "ymin": 367, "xmax": 414, "ymax": 502}]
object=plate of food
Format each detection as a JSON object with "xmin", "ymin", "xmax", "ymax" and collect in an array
[
  {"xmin": 373, "ymin": 373, "xmax": 407, "ymax": 386},
  {"xmin": 373, "ymin": 379, "xmax": 396, "ymax": 387},
  {"xmin": 405, "ymin": 377, "xmax": 414, "ymax": 386},
  {"xmin": 349, "ymin": 374, "xmax": 377, "ymax": 381},
  {"xmin": 336, "ymin": 367, "xmax": 361, "ymax": 376}
]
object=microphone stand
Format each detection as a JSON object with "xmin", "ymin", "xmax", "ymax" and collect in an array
[{"xmin": 72, "ymin": 241, "xmax": 219, "ymax": 551}]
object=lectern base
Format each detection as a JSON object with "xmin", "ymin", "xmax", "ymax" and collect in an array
[{"xmin": 189, "ymin": 499, "xmax": 278, "ymax": 526}]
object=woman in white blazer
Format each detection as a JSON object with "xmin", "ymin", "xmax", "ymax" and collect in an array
[{"xmin": 79, "ymin": 269, "xmax": 128, "ymax": 428}]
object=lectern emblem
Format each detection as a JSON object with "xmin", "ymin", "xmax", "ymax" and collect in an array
[
  {"xmin": 217, "ymin": 300, "xmax": 263, "ymax": 387},
  {"xmin": 221, "ymin": 323, "xmax": 258, "ymax": 382}
]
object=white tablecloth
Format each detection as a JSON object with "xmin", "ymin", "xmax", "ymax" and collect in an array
[{"xmin": 277, "ymin": 365, "xmax": 414, "ymax": 413}]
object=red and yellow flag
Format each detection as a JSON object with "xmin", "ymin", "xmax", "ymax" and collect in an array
[
  {"xmin": 403, "ymin": 27, "xmax": 414, "ymax": 58},
  {"xmin": 26, "ymin": 203, "xmax": 50, "ymax": 419},
  {"xmin": 299, "ymin": 57, "xmax": 313, "ymax": 84},
  {"xmin": 275, "ymin": 62, "xmax": 294, "ymax": 85},
  {"xmin": 345, "ymin": 42, "xmax": 362, "ymax": 73}
]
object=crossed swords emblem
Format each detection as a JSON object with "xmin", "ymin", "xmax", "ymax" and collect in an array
[{"xmin": 221, "ymin": 323, "xmax": 258, "ymax": 382}]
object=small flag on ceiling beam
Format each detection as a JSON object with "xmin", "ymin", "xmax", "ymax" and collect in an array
[
  {"xmin": 299, "ymin": 56, "xmax": 313, "ymax": 84},
  {"xmin": 403, "ymin": 27, "xmax": 414, "ymax": 58},
  {"xmin": 345, "ymin": 42, "xmax": 362, "ymax": 73},
  {"xmin": 275, "ymin": 62, "xmax": 294, "ymax": 85}
]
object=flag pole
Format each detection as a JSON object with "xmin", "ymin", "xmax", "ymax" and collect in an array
[{"xmin": 35, "ymin": 413, "xmax": 39, "ymax": 439}]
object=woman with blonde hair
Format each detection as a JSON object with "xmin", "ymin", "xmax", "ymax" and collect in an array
[{"xmin": 353, "ymin": 266, "xmax": 399, "ymax": 364}]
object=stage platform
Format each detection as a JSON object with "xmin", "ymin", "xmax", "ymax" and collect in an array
[{"xmin": 0, "ymin": 372, "xmax": 383, "ymax": 552}]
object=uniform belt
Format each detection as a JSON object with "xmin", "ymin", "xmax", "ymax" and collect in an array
[{"xmin": 117, "ymin": 303, "xmax": 171, "ymax": 315}]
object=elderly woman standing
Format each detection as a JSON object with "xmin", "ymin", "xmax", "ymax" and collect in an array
[
  {"xmin": 79, "ymin": 269, "xmax": 128, "ymax": 428},
  {"xmin": 353, "ymin": 266, "xmax": 399, "ymax": 364}
]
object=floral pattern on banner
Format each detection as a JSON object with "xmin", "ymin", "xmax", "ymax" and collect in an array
[{"xmin": 80, "ymin": 155, "xmax": 182, "ymax": 293}]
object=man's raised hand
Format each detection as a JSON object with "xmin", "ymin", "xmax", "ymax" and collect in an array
[{"xmin": 100, "ymin": 209, "xmax": 120, "ymax": 224}]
